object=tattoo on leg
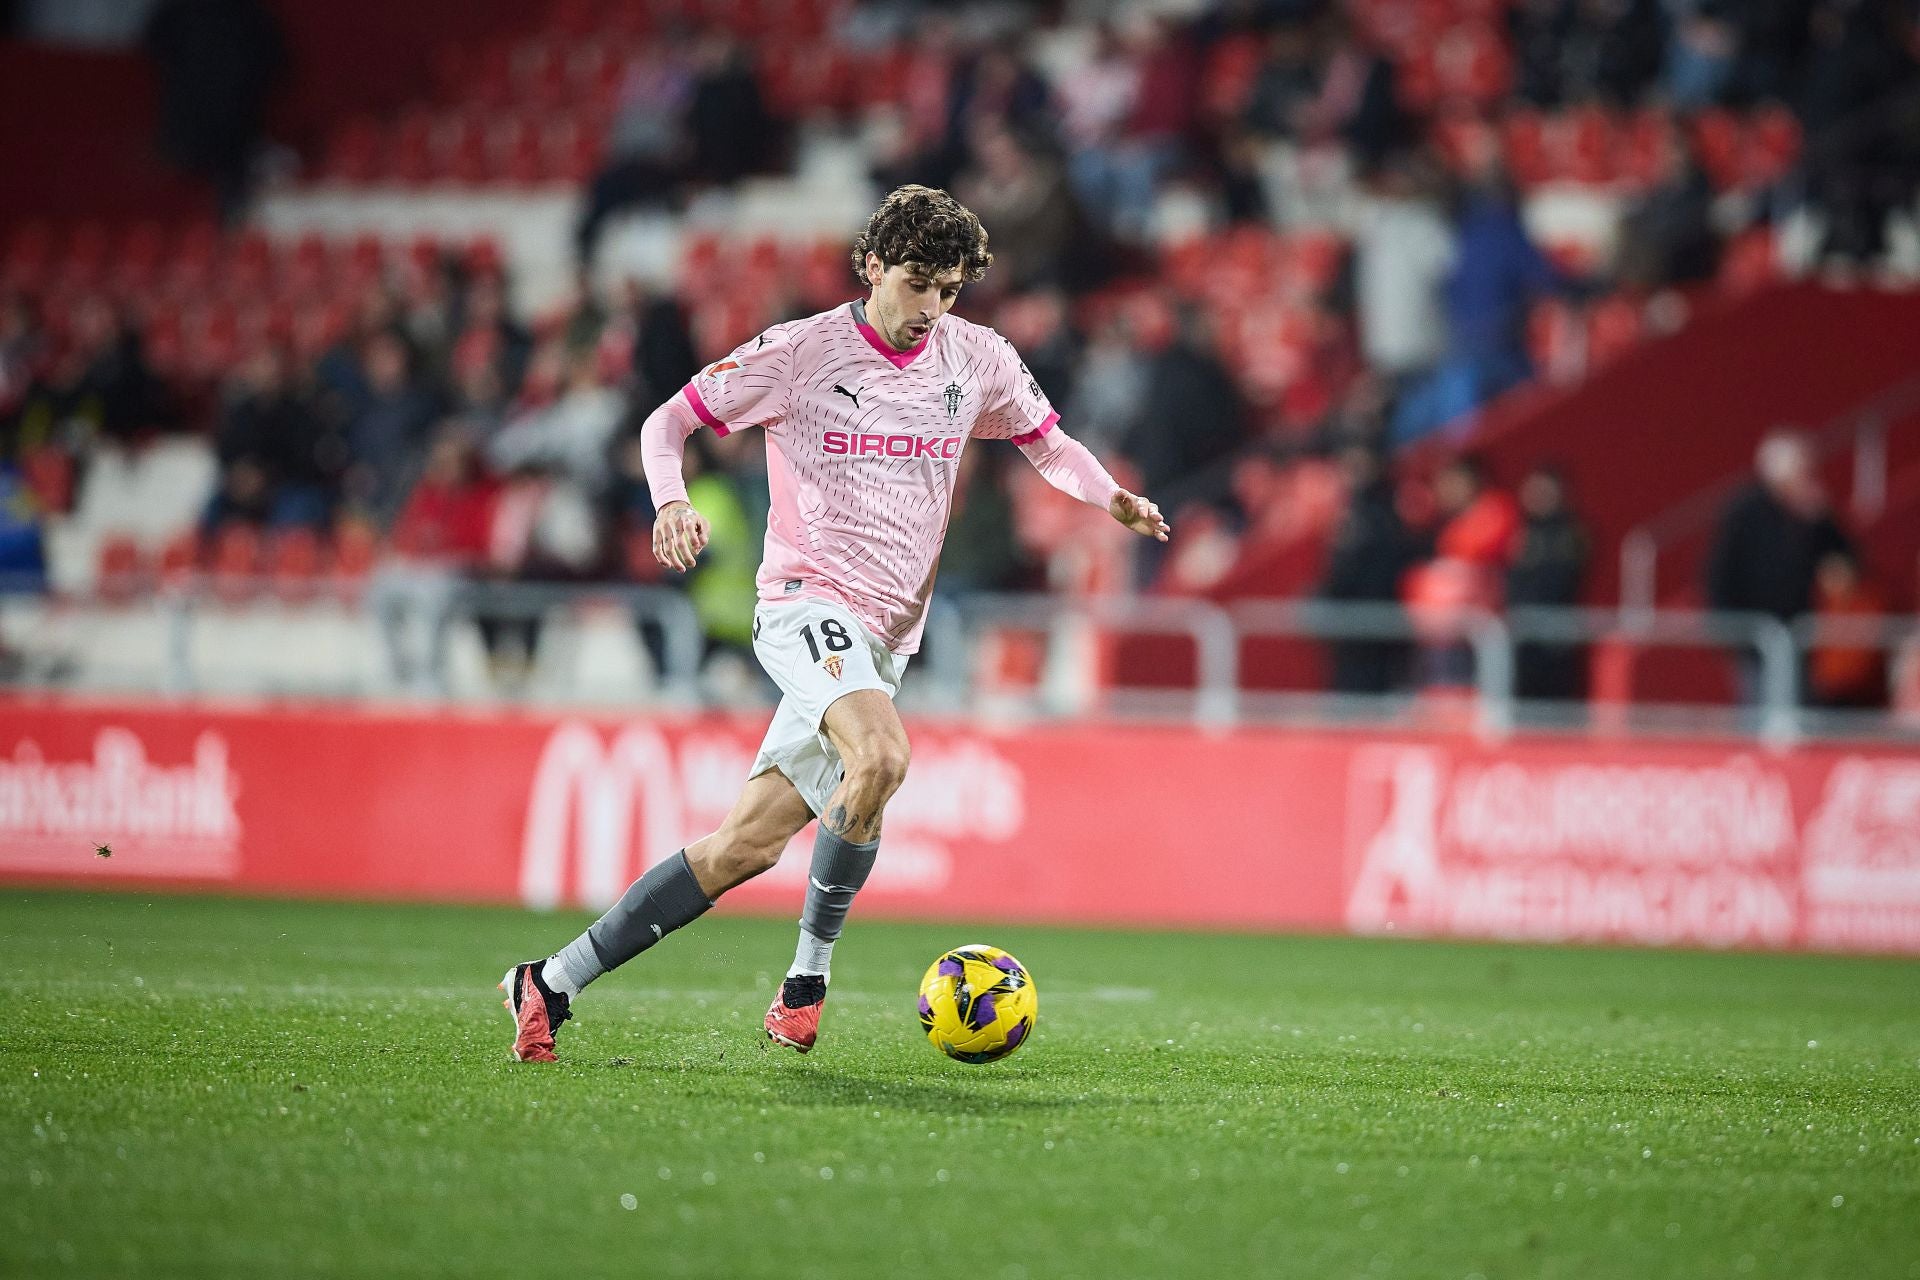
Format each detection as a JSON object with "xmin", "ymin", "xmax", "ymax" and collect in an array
[{"xmin": 825, "ymin": 803, "xmax": 852, "ymax": 836}]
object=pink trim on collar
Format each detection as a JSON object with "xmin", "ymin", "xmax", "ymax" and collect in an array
[{"xmin": 851, "ymin": 305, "xmax": 932, "ymax": 368}]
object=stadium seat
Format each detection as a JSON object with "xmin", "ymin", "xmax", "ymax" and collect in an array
[
  {"xmin": 208, "ymin": 524, "xmax": 264, "ymax": 603},
  {"xmin": 267, "ymin": 528, "xmax": 327, "ymax": 602},
  {"xmin": 95, "ymin": 535, "xmax": 146, "ymax": 603}
]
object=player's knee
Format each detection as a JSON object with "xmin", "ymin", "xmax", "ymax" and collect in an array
[{"xmin": 851, "ymin": 739, "xmax": 910, "ymax": 798}]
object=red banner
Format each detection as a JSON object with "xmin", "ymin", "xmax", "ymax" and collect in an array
[{"xmin": 4, "ymin": 695, "xmax": 1918, "ymax": 954}]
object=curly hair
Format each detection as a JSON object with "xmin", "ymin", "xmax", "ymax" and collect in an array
[{"xmin": 848, "ymin": 185, "xmax": 993, "ymax": 285}]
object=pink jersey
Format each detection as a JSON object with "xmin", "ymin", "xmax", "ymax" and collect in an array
[{"xmin": 677, "ymin": 303, "xmax": 1063, "ymax": 654}]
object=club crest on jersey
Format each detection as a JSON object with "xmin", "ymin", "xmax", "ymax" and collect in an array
[
  {"xmin": 820, "ymin": 654, "xmax": 844, "ymax": 680},
  {"xmin": 944, "ymin": 381, "xmax": 964, "ymax": 418},
  {"xmin": 702, "ymin": 359, "xmax": 740, "ymax": 380}
]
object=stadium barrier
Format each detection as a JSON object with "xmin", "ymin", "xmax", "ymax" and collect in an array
[
  {"xmin": 9, "ymin": 585, "xmax": 1918, "ymax": 741},
  {"xmin": 5, "ymin": 693, "xmax": 1918, "ymax": 955}
]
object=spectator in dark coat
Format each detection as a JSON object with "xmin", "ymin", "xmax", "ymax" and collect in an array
[
  {"xmin": 1505, "ymin": 465, "xmax": 1590, "ymax": 700},
  {"xmin": 1319, "ymin": 445, "xmax": 1421, "ymax": 694},
  {"xmin": 1706, "ymin": 431, "xmax": 1853, "ymax": 703},
  {"xmin": 205, "ymin": 346, "xmax": 338, "ymax": 529},
  {"xmin": 1121, "ymin": 307, "xmax": 1247, "ymax": 513},
  {"xmin": 142, "ymin": 0, "xmax": 286, "ymax": 222}
]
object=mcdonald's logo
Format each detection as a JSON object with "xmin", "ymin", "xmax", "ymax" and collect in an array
[{"xmin": 518, "ymin": 723, "xmax": 688, "ymax": 910}]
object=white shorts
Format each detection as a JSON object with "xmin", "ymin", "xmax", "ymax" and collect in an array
[{"xmin": 748, "ymin": 598, "xmax": 909, "ymax": 816}]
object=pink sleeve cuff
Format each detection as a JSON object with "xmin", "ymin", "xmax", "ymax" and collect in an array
[
  {"xmin": 1009, "ymin": 411, "xmax": 1060, "ymax": 447},
  {"xmin": 681, "ymin": 382, "xmax": 732, "ymax": 436}
]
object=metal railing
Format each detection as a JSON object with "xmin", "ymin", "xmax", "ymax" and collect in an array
[{"xmin": 4, "ymin": 581, "xmax": 1917, "ymax": 746}]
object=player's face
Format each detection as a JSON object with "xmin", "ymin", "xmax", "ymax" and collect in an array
[{"xmin": 864, "ymin": 253, "xmax": 964, "ymax": 351}]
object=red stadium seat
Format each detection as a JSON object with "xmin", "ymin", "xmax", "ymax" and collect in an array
[
  {"xmin": 209, "ymin": 524, "xmax": 263, "ymax": 603},
  {"xmin": 59, "ymin": 220, "xmax": 113, "ymax": 290},
  {"xmin": 267, "ymin": 527, "xmax": 326, "ymax": 601},
  {"xmin": 1719, "ymin": 227, "xmax": 1779, "ymax": 295},
  {"xmin": 114, "ymin": 221, "xmax": 171, "ymax": 295},
  {"xmin": 157, "ymin": 530, "xmax": 199, "ymax": 587},
  {"xmin": 331, "ymin": 519, "xmax": 379, "ymax": 586},
  {"xmin": 1566, "ymin": 105, "xmax": 1617, "ymax": 186},
  {"xmin": 322, "ymin": 117, "xmax": 384, "ymax": 184},
  {"xmin": 1501, "ymin": 110, "xmax": 1555, "ymax": 188},
  {"xmin": 2, "ymin": 221, "xmax": 56, "ymax": 291},
  {"xmin": 1690, "ymin": 109, "xmax": 1743, "ymax": 189},
  {"xmin": 96, "ymin": 535, "xmax": 146, "ymax": 602},
  {"xmin": 20, "ymin": 446, "xmax": 74, "ymax": 514},
  {"xmin": 1744, "ymin": 107, "xmax": 1801, "ymax": 186},
  {"xmin": 1617, "ymin": 108, "xmax": 1670, "ymax": 189},
  {"xmin": 1585, "ymin": 295, "xmax": 1643, "ymax": 366}
]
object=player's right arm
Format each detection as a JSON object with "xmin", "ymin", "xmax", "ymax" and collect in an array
[{"xmin": 642, "ymin": 326, "xmax": 795, "ymax": 570}]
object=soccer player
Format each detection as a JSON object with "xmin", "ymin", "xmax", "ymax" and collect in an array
[{"xmin": 501, "ymin": 185, "xmax": 1168, "ymax": 1061}]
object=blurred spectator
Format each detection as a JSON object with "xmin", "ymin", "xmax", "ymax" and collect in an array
[
  {"xmin": 685, "ymin": 30, "xmax": 777, "ymax": 188},
  {"xmin": 943, "ymin": 45, "xmax": 1055, "ymax": 175},
  {"xmin": 1243, "ymin": 21, "xmax": 1321, "ymax": 141},
  {"xmin": 1120, "ymin": 305, "xmax": 1247, "ymax": 518},
  {"xmin": 575, "ymin": 39, "xmax": 696, "ymax": 267},
  {"xmin": 1706, "ymin": 431, "xmax": 1854, "ymax": 702},
  {"xmin": 956, "ymin": 125, "xmax": 1081, "ymax": 294},
  {"xmin": 1808, "ymin": 550, "xmax": 1888, "ymax": 709},
  {"xmin": 994, "ymin": 290, "xmax": 1078, "ymax": 411},
  {"xmin": 1063, "ymin": 309, "xmax": 1148, "ymax": 453},
  {"xmin": 1060, "ymin": 23, "xmax": 1148, "ymax": 238},
  {"xmin": 1302, "ymin": 12, "xmax": 1410, "ymax": 168},
  {"xmin": 16, "ymin": 298, "xmax": 165, "ymax": 451},
  {"xmin": 141, "ymin": 0, "xmax": 286, "ymax": 222},
  {"xmin": 341, "ymin": 330, "xmax": 439, "ymax": 527},
  {"xmin": 680, "ymin": 440, "xmax": 759, "ymax": 659},
  {"xmin": 1664, "ymin": 0, "xmax": 1739, "ymax": 109},
  {"xmin": 939, "ymin": 448, "xmax": 1041, "ymax": 597},
  {"xmin": 372, "ymin": 429, "xmax": 499, "ymax": 692},
  {"xmin": 1351, "ymin": 154, "xmax": 1454, "ymax": 390},
  {"xmin": 0, "ymin": 295, "xmax": 46, "ymax": 439},
  {"xmin": 0, "ymin": 463, "xmax": 47, "ymax": 591},
  {"xmin": 1615, "ymin": 125, "xmax": 1719, "ymax": 288},
  {"xmin": 609, "ymin": 280, "xmax": 699, "ymax": 406},
  {"xmin": 1505, "ymin": 465, "xmax": 1590, "ymax": 700},
  {"xmin": 1317, "ymin": 444, "xmax": 1420, "ymax": 694},
  {"xmin": 204, "ymin": 345, "xmax": 338, "ymax": 530},
  {"xmin": 1517, "ymin": 0, "xmax": 1667, "ymax": 108},
  {"xmin": 1395, "ymin": 161, "xmax": 1561, "ymax": 444},
  {"xmin": 476, "ymin": 460, "xmax": 609, "ymax": 688},
  {"xmin": 487, "ymin": 350, "xmax": 627, "ymax": 497},
  {"xmin": 1432, "ymin": 455, "xmax": 1522, "ymax": 575},
  {"xmin": 449, "ymin": 274, "xmax": 531, "ymax": 398},
  {"xmin": 1404, "ymin": 455, "xmax": 1520, "ymax": 686}
]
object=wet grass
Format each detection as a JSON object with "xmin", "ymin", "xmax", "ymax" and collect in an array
[{"xmin": 4, "ymin": 890, "xmax": 1917, "ymax": 1279}]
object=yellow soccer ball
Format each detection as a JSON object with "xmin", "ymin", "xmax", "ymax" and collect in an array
[{"xmin": 917, "ymin": 944, "xmax": 1038, "ymax": 1064}]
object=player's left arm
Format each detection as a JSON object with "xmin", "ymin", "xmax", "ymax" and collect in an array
[
  {"xmin": 976, "ymin": 337, "xmax": 1168, "ymax": 542},
  {"xmin": 1017, "ymin": 426, "xmax": 1169, "ymax": 542}
]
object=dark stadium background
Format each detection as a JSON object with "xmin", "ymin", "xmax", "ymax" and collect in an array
[{"xmin": 2, "ymin": 3, "xmax": 1918, "ymax": 1276}]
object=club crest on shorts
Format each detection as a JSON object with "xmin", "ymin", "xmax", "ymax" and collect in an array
[{"xmin": 820, "ymin": 654, "xmax": 844, "ymax": 680}]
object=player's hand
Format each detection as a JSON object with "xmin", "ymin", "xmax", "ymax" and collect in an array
[
  {"xmin": 652, "ymin": 501, "xmax": 710, "ymax": 571},
  {"xmin": 1109, "ymin": 489, "xmax": 1170, "ymax": 542}
]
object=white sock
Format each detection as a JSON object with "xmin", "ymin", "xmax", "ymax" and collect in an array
[
  {"xmin": 788, "ymin": 929, "xmax": 834, "ymax": 979},
  {"xmin": 542, "ymin": 954, "xmax": 586, "ymax": 1000}
]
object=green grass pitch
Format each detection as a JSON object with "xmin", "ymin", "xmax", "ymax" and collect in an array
[{"xmin": 4, "ymin": 890, "xmax": 1917, "ymax": 1279}]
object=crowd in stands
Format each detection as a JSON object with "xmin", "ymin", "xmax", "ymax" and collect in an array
[{"xmin": 3, "ymin": 0, "xmax": 1918, "ymax": 702}]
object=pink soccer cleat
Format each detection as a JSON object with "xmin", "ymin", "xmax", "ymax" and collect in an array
[
  {"xmin": 499, "ymin": 961, "xmax": 571, "ymax": 1063},
  {"xmin": 764, "ymin": 974, "xmax": 827, "ymax": 1053}
]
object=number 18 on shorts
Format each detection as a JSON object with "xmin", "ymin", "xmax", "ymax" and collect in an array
[{"xmin": 748, "ymin": 599, "xmax": 910, "ymax": 814}]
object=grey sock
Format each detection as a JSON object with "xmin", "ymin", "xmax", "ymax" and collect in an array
[
  {"xmin": 797, "ymin": 826, "xmax": 881, "ymax": 952},
  {"xmin": 547, "ymin": 850, "xmax": 713, "ymax": 996}
]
